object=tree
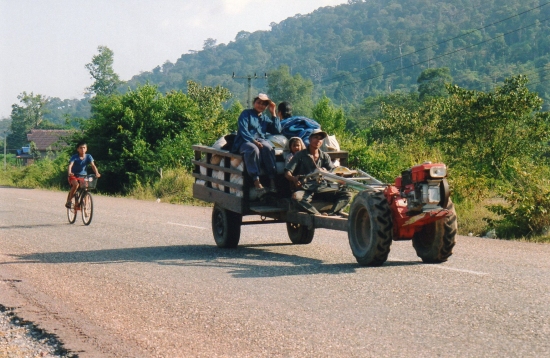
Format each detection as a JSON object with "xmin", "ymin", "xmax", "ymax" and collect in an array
[
  {"xmin": 7, "ymin": 92, "xmax": 49, "ymax": 148},
  {"xmin": 438, "ymin": 75, "xmax": 550, "ymax": 173},
  {"xmin": 267, "ymin": 65, "xmax": 314, "ymax": 116},
  {"xmin": 417, "ymin": 67, "xmax": 452, "ymax": 101},
  {"xmin": 355, "ymin": 91, "xmax": 420, "ymax": 132},
  {"xmin": 80, "ymin": 82, "xmax": 237, "ymax": 193},
  {"xmin": 235, "ymin": 31, "xmax": 250, "ymax": 41},
  {"xmin": 203, "ymin": 38, "xmax": 217, "ymax": 50},
  {"xmin": 85, "ymin": 46, "xmax": 123, "ymax": 97},
  {"xmin": 311, "ymin": 95, "xmax": 346, "ymax": 135},
  {"xmin": 119, "ymin": 0, "xmax": 550, "ymax": 115}
]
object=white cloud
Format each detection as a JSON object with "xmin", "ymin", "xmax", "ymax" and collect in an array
[{"xmin": 221, "ymin": 0, "xmax": 255, "ymax": 15}]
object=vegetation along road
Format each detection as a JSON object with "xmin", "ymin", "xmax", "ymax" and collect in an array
[{"xmin": 0, "ymin": 187, "xmax": 548, "ymax": 357}]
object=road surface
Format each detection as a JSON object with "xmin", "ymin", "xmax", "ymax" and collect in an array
[{"xmin": 0, "ymin": 187, "xmax": 548, "ymax": 357}]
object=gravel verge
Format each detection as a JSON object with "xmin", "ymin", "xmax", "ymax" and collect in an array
[{"xmin": 0, "ymin": 304, "xmax": 74, "ymax": 358}]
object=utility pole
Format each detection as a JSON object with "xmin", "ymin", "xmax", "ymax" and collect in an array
[
  {"xmin": 3, "ymin": 131, "xmax": 7, "ymax": 170},
  {"xmin": 232, "ymin": 72, "xmax": 268, "ymax": 108}
]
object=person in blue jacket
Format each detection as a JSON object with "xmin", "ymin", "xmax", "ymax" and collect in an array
[
  {"xmin": 232, "ymin": 93, "xmax": 281, "ymax": 196},
  {"xmin": 65, "ymin": 141, "xmax": 100, "ymax": 208}
]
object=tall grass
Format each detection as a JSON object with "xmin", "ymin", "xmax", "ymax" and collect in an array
[{"xmin": 128, "ymin": 167, "xmax": 207, "ymax": 205}]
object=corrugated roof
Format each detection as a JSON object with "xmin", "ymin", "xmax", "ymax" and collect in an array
[{"xmin": 26, "ymin": 129, "xmax": 73, "ymax": 151}]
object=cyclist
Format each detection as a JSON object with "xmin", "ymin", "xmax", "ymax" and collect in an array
[{"xmin": 65, "ymin": 141, "xmax": 100, "ymax": 208}]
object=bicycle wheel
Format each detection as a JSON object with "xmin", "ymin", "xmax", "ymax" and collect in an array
[
  {"xmin": 67, "ymin": 194, "xmax": 78, "ymax": 224},
  {"xmin": 81, "ymin": 192, "xmax": 94, "ymax": 225}
]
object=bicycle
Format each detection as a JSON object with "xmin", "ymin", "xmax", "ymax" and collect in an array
[{"xmin": 67, "ymin": 174, "xmax": 97, "ymax": 225}]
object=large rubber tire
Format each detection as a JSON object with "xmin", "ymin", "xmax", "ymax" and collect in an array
[
  {"xmin": 212, "ymin": 204, "xmax": 242, "ymax": 248},
  {"xmin": 412, "ymin": 199, "xmax": 457, "ymax": 263},
  {"xmin": 286, "ymin": 222, "xmax": 315, "ymax": 245},
  {"xmin": 81, "ymin": 192, "xmax": 93, "ymax": 226},
  {"xmin": 348, "ymin": 189, "xmax": 393, "ymax": 266},
  {"xmin": 67, "ymin": 195, "xmax": 78, "ymax": 224}
]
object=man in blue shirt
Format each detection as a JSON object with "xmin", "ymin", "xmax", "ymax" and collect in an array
[
  {"xmin": 232, "ymin": 93, "xmax": 281, "ymax": 196},
  {"xmin": 65, "ymin": 141, "xmax": 100, "ymax": 208}
]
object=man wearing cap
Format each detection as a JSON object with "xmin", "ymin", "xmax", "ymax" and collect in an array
[
  {"xmin": 232, "ymin": 93, "xmax": 282, "ymax": 195},
  {"xmin": 284, "ymin": 129, "xmax": 351, "ymax": 216}
]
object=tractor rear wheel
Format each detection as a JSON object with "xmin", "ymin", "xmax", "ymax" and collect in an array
[
  {"xmin": 412, "ymin": 199, "xmax": 457, "ymax": 263},
  {"xmin": 212, "ymin": 204, "xmax": 242, "ymax": 248},
  {"xmin": 348, "ymin": 189, "xmax": 393, "ymax": 266}
]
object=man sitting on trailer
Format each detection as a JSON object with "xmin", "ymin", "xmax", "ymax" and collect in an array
[{"xmin": 284, "ymin": 129, "xmax": 351, "ymax": 217}]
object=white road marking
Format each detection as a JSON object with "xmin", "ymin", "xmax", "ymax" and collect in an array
[
  {"xmin": 17, "ymin": 198, "xmax": 31, "ymax": 201},
  {"xmin": 431, "ymin": 266, "xmax": 488, "ymax": 275},
  {"xmin": 392, "ymin": 258, "xmax": 488, "ymax": 276},
  {"xmin": 167, "ymin": 222, "xmax": 207, "ymax": 230}
]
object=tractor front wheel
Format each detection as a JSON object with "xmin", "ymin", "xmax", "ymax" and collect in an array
[
  {"xmin": 347, "ymin": 189, "xmax": 393, "ymax": 266},
  {"xmin": 412, "ymin": 199, "xmax": 457, "ymax": 263}
]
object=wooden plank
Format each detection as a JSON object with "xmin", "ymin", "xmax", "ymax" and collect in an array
[
  {"xmin": 192, "ymin": 145, "xmax": 243, "ymax": 160},
  {"xmin": 192, "ymin": 173, "xmax": 243, "ymax": 190},
  {"xmin": 191, "ymin": 160, "xmax": 243, "ymax": 175},
  {"xmin": 193, "ymin": 184, "xmax": 244, "ymax": 213},
  {"xmin": 193, "ymin": 145, "xmax": 348, "ymax": 167}
]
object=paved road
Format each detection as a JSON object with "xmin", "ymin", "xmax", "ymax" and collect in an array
[{"xmin": 0, "ymin": 187, "xmax": 548, "ymax": 357}]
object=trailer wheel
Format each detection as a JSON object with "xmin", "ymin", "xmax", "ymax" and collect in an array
[
  {"xmin": 286, "ymin": 222, "xmax": 315, "ymax": 245},
  {"xmin": 412, "ymin": 199, "xmax": 457, "ymax": 263},
  {"xmin": 348, "ymin": 189, "xmax": 393, "ymax": 266},
  {"xmin": 212, "ymin": 204, "xmax": 242, "ymax": 248}
]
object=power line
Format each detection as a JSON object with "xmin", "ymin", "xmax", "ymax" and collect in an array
[
  {"xmin": 325, "ymin": 0, "xmax": 550, "ymax": 84},
  {"xmin": 321, "ymin": 1, "xmax": 550, "ymax": 85},
  {"xmin": 340, "ymin": 16, "xmax": 550, "ymax": 88},
  {"xmin": 464, "ymin": 58, "xmax": 550, "ymax": 89}
]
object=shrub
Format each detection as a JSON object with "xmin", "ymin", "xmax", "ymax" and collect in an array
[
  {"xmin": 153, "ymin": 168, "xmax": 196, "ymax": 204},
  {"xmin": 485, "ymin": 162, "xmax": 550, "ymax": 239}
]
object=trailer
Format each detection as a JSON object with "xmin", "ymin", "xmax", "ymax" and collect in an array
[{"xmin": 192, "ymin": 145, "xmax": 457, "ymax": 266}]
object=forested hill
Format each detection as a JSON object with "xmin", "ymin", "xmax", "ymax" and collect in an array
[{"xmin": 126, "ymin": 0, "xmax": 550, "ymax": 108}]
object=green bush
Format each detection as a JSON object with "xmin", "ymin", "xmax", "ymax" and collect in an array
[
  {"xmin": 485, "ymin": 161, "xmax": 550, "ymax": 239},
  {"xmin": 447, "ymin": 167, "xmax": 494, "ymax": 204},
  {"xmin": 2, "ymin": 154, "xmax": 68, "ymax": 189}
]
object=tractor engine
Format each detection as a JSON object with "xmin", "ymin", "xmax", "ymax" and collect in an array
[{"xmin": 395, "ymin": 162, "xmax": 449, "ymax": 214}]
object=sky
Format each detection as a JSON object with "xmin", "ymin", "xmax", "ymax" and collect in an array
[{"xmin": 0, "ymin": 0, "xmax": 347, "ymax": 119}]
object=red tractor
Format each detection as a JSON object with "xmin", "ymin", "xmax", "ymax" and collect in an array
[{"xmin": 343, "ymin": 162, "xmax": 457, "ymax": 266}]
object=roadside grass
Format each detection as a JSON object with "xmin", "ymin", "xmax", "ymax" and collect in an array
[
  {"xmin": 455, "ymin": 197, "xmax": 503, "ymax": 237},
  {"xmin": 455, "ymin": 197, "xmax": 550, "ymax": 243},
  {"xmin": 0, "ymin": 170, "xmax": 14, "ymax": 186},
  {"xmin": 127, "ymin": 168, "xmax": 210, "ymax": 206},
  {"xmin": 517, "ymin": 234, "xmax": 550, "ymax": 243}
]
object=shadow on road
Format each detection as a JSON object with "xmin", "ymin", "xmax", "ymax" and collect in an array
[
  {"xmin": 0, "ymin": 186, "xmax": 34, "ymax": 189},
  {"xmin": 3, "ymin": 244, "xmax": 422, "ymax": 278},
  {"xmin": 0, "ymin": 223, "xmax": 67, "ymax": 230}
]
